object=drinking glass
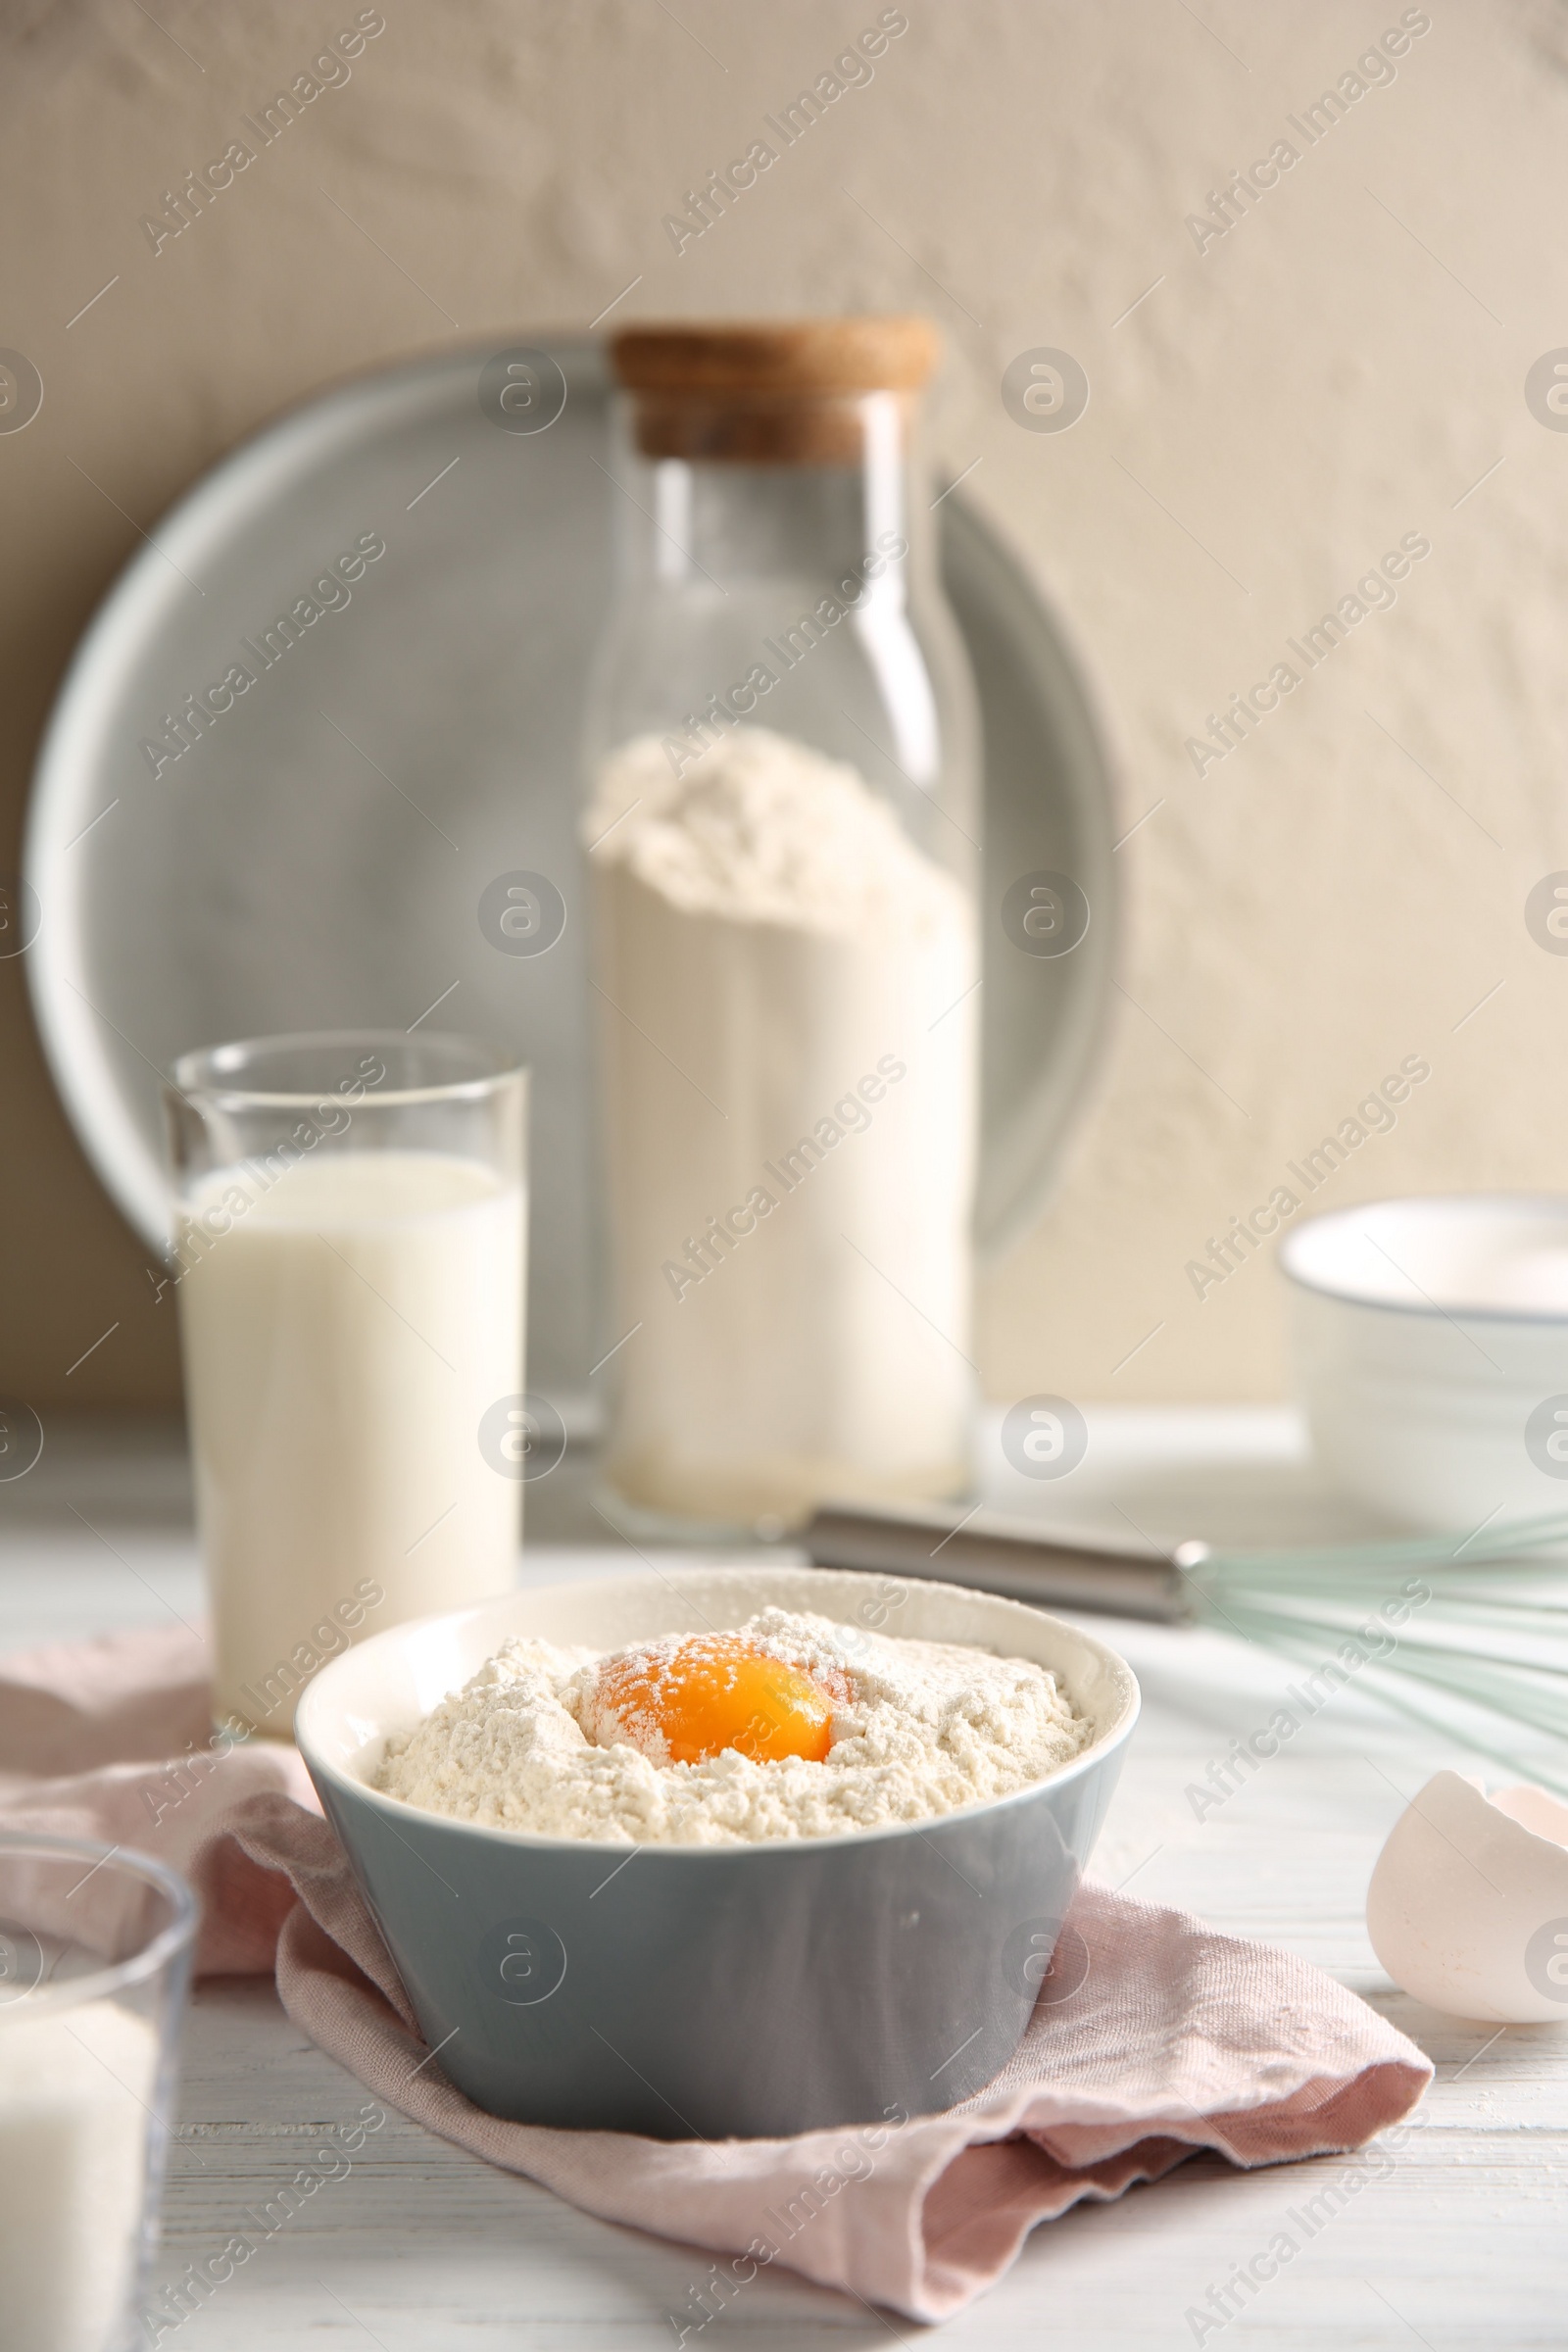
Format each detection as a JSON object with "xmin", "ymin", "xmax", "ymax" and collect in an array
[
  {"xmin": 0, "ymin": 1834, "xmax": 198, "ymax": 2352},
  {"xmin": 163, "ymin": 1030, "xmax": 526, "ymax": 1732}
]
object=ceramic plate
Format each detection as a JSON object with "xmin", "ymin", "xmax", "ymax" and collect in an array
[{"xmin": 24, "ymin": 338, "xmax": 1115, "ymax": 1396}]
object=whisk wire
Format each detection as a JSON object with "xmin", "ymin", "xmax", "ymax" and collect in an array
[{"xmin": 1184, "ymin": 1510, "xmax": 1568, "ymax": 1798}]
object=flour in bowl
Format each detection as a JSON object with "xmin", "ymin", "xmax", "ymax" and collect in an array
[{"xmin": 374, "ymin": 1607, "xmax": 1092, "ymax": 1844}]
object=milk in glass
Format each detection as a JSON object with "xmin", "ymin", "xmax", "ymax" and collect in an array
[{"xmin": 177, "ymin": 1150, "xmax": 523, "ymax": 1730}]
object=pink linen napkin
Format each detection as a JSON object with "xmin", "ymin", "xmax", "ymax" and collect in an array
[{"xmin": 0, "ymin": 1626, "xmax": 1433, "ymax": 2323}]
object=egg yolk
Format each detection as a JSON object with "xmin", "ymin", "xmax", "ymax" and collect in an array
[{"xmin": 592, "ymin": 1635, "xmax": 837, "ymax": 1765}]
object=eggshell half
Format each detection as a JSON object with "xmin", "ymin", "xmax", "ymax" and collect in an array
[{"xmin": 1366, "ymin": 1770, "xmax": 1568, "ymax": 2023}]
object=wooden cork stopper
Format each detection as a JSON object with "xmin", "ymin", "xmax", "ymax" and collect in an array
[{"xmin": 611, "ymin": 317, "xmax": 939, "ymax": 465}]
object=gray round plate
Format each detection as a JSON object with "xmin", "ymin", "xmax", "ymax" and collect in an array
[{"xmin": 24, "ymin": 338, "xmax": 1115, "ymax": 1398}]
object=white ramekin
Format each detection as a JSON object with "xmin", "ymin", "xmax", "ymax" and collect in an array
[{"xmin": 1279, "ymin": 1195, "xmax": 1568, "ymax": 1533}]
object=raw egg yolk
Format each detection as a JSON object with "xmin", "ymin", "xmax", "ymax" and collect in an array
[{"xmin": 593, "ymin": 1636, "xmax": 836, "ymax": 1765}]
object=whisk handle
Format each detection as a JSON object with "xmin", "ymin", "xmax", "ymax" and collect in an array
[{"xmin": 803, "ymin": 1502, "xmax": 1197, "ymax": 1623}]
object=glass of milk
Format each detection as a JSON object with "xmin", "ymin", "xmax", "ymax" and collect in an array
[
  {"xmin": 0, "ymin": 1833, "xmax": 198, "ymax": 2352},
  {"xmin": 163, "ymin": 1031, "xmax": 526, "ymax": 1734}
]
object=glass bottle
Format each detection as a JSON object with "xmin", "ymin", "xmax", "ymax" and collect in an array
[{"xmin": 581, "ymin": 318, "xmax": 980, "ymax": 1536}]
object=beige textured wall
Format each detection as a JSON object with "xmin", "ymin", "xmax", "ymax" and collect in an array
[{"xmin": 2, "ymin": 0, "xmax": 1564, "ymax": 1410}]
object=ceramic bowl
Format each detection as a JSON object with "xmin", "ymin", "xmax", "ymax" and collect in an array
[
  {"xmin": 1280, "ymin": 1195, "xmax": 1568, "ymax": 1532},
  {"xmin": 294, "ymin": 1564, "xmax": 1138, "ymax": 2139}
]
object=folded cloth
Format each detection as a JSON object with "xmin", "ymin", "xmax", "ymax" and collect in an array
[{"xmin": 0, "ymin": 1626, "xmax": 1433, "ymax": 2323}]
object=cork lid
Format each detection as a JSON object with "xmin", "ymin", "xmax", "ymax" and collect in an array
[{"xmin": 611, "ymin": 317, "xmax": 939, "ymax": 464}]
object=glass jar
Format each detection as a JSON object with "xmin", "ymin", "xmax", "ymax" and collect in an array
[{"xmin": 582, "ymin": 318, "xmax": 980, "ymax": 1536}]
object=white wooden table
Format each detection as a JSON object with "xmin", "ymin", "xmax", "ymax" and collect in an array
[{"xmin": 4, "ymin": 1410, "xmax": 1566, "ymax": 2348}]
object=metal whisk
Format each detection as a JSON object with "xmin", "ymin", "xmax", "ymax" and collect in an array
[{"xmin": 805, "ymin": 1501, "xmax": 1568, "ymax": 1799}]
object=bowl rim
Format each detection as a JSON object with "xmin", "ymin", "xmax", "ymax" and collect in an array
[
  {"xmin": 1278, "ymin": 1192, "xmax": 1568, "ymax": 1325},
  {"xmin": 294, "ymin": 1562, "xmax": 1141, "ymax": 1859}
]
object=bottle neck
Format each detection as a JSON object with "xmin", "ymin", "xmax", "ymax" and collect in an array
[{"xmin": 609, "ymin": 390, "xmax": 921, "ymax": 608}]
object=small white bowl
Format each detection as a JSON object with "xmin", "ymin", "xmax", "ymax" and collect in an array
[{"xmin": 1279, "ymin": 1195, "xmax": 1568, "ymax": 1533}]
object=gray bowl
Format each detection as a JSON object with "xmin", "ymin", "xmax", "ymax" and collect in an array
[{"xmin": 295, "ymin": 1565, "xmax": 1139, "ymax": 2140}]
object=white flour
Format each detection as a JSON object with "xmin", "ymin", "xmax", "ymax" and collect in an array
[
  {"xmin": 585, "ymin": 726, "xmax": 978, "ymax": 1525},
  {"xmin": 375, "ymin": 1607, "xmax": 1091, "ymax": 1844},
  {"xmin": 0, "ymin": 1998, "xmax": 159, "ymax": 2352},
  {"xmin": 586, "ymin": 726, "xmax": 967, "ymax": 935}
]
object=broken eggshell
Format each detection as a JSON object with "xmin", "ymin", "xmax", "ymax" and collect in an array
[{"xmin": 1366, "ymin": 1769, "xmax": 1568, "ymax": 2023}]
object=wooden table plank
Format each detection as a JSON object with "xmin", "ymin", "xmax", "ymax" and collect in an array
[{"xmin": 5, "ymin": 1411, "xmax": 1566, "ymax": 2347}]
